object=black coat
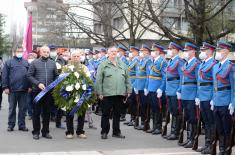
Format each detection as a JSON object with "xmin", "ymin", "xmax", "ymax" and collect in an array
[{"xmin": 27, "ymin": 57, "xmax": 58, "ymax": 92}]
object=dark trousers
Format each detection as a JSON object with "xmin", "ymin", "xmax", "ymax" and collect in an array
[
  {"xmin": 149, "ymin": 92, "xmax": 161, "ymax": 113},
  {"xmin": 101, "ymin": 96, "xmax": 123, "ymax": 135},
  {"xmin": 126, "ymin": 90, "xmax": 137, "ymax": 118},
  {"xmin": 214, "ymin": 106, "xmax": 232, "ymax": 137},
  {"xmin": 0, "ymin": 86, "xmax": 3, "ymax": 108},
  {"xmin": 26, "ymin": 92, "xmax": 33, "ymax": 117},
  {"xmin": 200, "ymin": 101, "xmax": 215, "ymax": 130},
  {"xmin": 182, "ymin": 100, "xmax": 197, "ymax": 124},
  {"xmin": 32, "ymin": 92, "xmax": 53, "ymax": 135},
  {"xmin": 168, "ymin": 96, "xmax": 182, "ymax": 116},
  {"xmin": 139, "ymin": 90, "xmax": 147, "ymax": 124},
  {"xmin": 66, "ymin": 112, "xmax": 85, "ymax": 135},
  {"xmin": 8, "ymin": 91, "xmax": 27, "ymax": 128}
]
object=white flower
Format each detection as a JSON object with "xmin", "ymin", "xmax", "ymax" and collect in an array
[
  {"xmin": 75, "ymin": 83, "xmax": 80, "ymax": 90},
  {"xmin": 61, "ymin": 107, "xmax": 66, "ymax": 111},
  {"xmin": 68, "ymin": 65, "xmax": 75, "ymax": 71},
  {"xmin": 74, "ymin": 72, "xmax": 80, "ymax": 79},
  {"xmin": 65, "ymin": 85, "xmax": 74, "ymax": 92},
  {"xmin": 56, "ymin": 62, "xmax": 62, "ymax": 70},
  {"xmin": 82, "ymin": 84, "xmax": 87, "ymax": 90},
  {"xmin": 86, "ymin": 71, "xmax": 91, "ymax": 77},
  {"xmin": 74, "ymin": 97, "xmax": 80, "ymax": 103}
]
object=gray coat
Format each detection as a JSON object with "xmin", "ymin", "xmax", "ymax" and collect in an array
[{"xmin": 27, "ymin": 57, "xmax": 58, "ymax": 92}]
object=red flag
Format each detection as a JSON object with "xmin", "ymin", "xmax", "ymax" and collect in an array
[{"xmin": 23, "ymin": 13, "xmax": 32, "ymax": 60}]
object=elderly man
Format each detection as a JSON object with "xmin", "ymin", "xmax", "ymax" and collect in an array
[
  {"xmin": 95, "ymin": 46, "xmax": 132, "ymax": 139},
  {"xmin": 2, "ymin": 46, "xmax": 30, "ymax": 132},
  {"xmin": 27, "ymin": 46, "xmax": 58, "ymax": 140},
  {"xmin": 65, "ymin": 50, "xmax": 89, "ymax": 139}
]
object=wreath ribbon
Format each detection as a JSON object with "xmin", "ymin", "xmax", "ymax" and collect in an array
[{"xmin": 33, "ymin": 73, "xmax": 70, "ymax": 104}]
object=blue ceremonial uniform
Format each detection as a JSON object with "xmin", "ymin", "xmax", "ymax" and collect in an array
[
  {"xmin": 196, "ymin": 42, "xmax": 217, "ymax": 153},
  {"xmin": 212, "ymin": 42, "xmax": 234, "ymax": 154},
  {"xmin": 128, "ymin": 56, "xmax": 139, "ymax": 86},
  {"xmin": 197, "ymin": 58, "xmax": 216, "ymax": 101},
  {"xmin": 165, "ymin": 55, "xmax": 184, "ymax": 96},
  {"xmin": 212, "ymin": 60, "xmax": 233, "ymax": 106},
  {"xmin": 147, "ymin": 56, "xmax": 167, "ymax": 92},
  {"xmin": 181, "ymin": 57, "xmax": 200, "ymax": 100},
  {"xmin": 164, "ymin": 42, "xmax": 185, "ymax": 140},
  {"xmin": 135, "ymin": 56, "xmax": 152, "ymax": 91},
  {"xmin": 120, "ymin": 56, "xmax": 129, "ymax": 66},
  {"xmin": 95, "ymin": 56, "xmax": 107, "ymax": 69}
]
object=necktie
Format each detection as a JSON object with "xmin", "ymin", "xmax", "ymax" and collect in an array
[{"xmin": 218, "ymin": 63, "xmax": 221, "ymax": 68}]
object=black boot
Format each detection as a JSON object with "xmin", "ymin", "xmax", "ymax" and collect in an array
[
  {"xmin": 184, "ymin": 124, "xmax": 196, "ymax": 148},
  {"xmin": 179, "ymin": 122, "xmax": 190, "ymax": 146},
  {"xmin": 218, "ymin": 135, "xmax": 225, "ymax": 155},
  {"xmin": 152, "ymin": 112, "xmax": 162, "ymax": 135},
  {"xmin": 201, "ymin": 128, "xmax": 213, "ymax": 154},
  {"xmin": 134, "ymin": 117, "xmax": 139, "ymax": 129},
  {"xmin": 167, "ymin": 116, "xmax": 178, "ymax": 140},
  {"xmin": 147, "ymin": 113, "xmax": 157, "ymax": 133}
]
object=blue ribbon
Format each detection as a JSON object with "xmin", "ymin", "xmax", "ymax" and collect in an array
[
  {"xmin": 69, "ymin": 87, "xmax": 92, "ymax": 116},
  {"xmin": 33, "ymin": 73, "xmax": 70, "ymax": 104}
]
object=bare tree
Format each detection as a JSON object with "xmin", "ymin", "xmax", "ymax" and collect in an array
[{"xmin": 141, "ymin": 0, "xmax": 234, "ymax": 45}]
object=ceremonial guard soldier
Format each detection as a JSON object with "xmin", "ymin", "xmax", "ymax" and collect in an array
[
  {"xmin": 146, "ymin": 43, "xmax": 167, "ymax": 135},
  {"xmin": 211, "ymin": 42, "xmax": 234, "ymax": 155},
  {"xmin": 165, "ymin": 42, "xmax": 185, "ymax": 140},
  {"xmin": 134, "ymin": 44, "xmax": 152, "ymax": 131},
  {"xmin": 117, "ymin": 44, "xmax": 129, "ymax": 66},
  {"xmin": 196, "ymin": 42, "xmax": 216, "ymax": 154},
  {"xmin": 179, "ymin": 43, "xmax": 200, "ymax": 148},
  {"xmin": 126, "ymin": 46, "xmax": 140, "ymax": 127}
]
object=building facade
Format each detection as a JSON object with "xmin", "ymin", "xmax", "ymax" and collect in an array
[{"xmin": 24, "ymin": 0, "xmax": 68, "ymax": 46}]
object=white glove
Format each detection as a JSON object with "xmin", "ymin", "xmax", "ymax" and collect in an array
[
  {"xmin": 176, "ymin": 92, "xmax": 181, "ymax": 100},
  {"xmin": 157, "ymin": 89, "xmax": 163, "ymax": 98},
  {"xmin": 144, "ymin": 89, "xmax": 148, "ymax": 96},
  {"xmin": 210, "ymin": 100, "xmax": 214, "ymax": 111},
  {"xmin": 195, "ymin": 98, "xmax": 200, "ymax": 106},
  {"xmin": 228, "ymin": 103, "xmax": 234, "ymax": 115},
  {"xmin": 134, "ymin": 88, "xmax": 138, "ymax": 94}
]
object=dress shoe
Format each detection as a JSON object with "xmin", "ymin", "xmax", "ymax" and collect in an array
[
  {"xmin": 167, "ymin": 134, "xmax": 178, "ymax": 140},
  {"xmin": 123, "ymin": 121, "xmax": 130, "ymax": 125},
  {"xmin": 201, "ymin": 146, "xmax": 211, "ymax": 154},
  {"xmin": 101, "ymin": 133, "xmax": 108, "ymax": 139},
  {"xmin": 178, "ymin": 140, "xmax": 189, "ymax": 146},
  {"xmin": 19, "ymin": 127, "xmax": 29, "ymax": 132},
  {"xmin": 136, "ymin": 125, "xmax": 144, "ymax": 130},
  {"xmin": 127, "ymin": 121, "xmax": 134, "ymax": 126},
  {"xmin": 184, "ymin": 141, "xmax": 193, "ymax": 148},
  {"xmin": 120, "ymin": 117, "xmax": 126, "ymax": 122},
  {"xmin": 112, "ymin": 133, "xmax": 125, "ymax": 139},
  {"xmin": 42, "ymin": 133, "xmax": 52, "ymax": 139},
  {"xmin": 7, "ymin": 127, "xmax": 14, "ymax": 132},
  {"xmin": 195, "ymin": 146, "xmax": 207, "ymax": 152},
  {"xmin": 152, "ymin": 129, "xmax": 161, "ymax": 135},
  {"xmin": 146, "ymin": 129, "xmax": 154, "ymax": 133},
  {"xmin": 33, "ymin": 134, "xmax": 39, "ymax": 140}
]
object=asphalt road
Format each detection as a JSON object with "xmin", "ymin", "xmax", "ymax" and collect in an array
[{"xmin": 0, "ymin": 94, "xmax": 232, "ymax": 155}]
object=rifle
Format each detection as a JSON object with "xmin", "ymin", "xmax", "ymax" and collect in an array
[
  {"xmin": 135, "ymin": 94, "xmax": 140, "ymax": 127},
  {"xmin": 226, "ymin": 117, "xmax": 235, "ymax": 155},
  {"xmin": 178, "ymin": 108, "xmax": 186, "ymax": 144},
  {"xmin": 192, "ymin": 105, "xmax": 201, "ymax": 150},
  {"xmin": 211, "ymin": 129, "xmax": 218, "ymax": 155},
  {"xmin": 162, "ymin": 97, "xmax": 170, "ymax": 137}
]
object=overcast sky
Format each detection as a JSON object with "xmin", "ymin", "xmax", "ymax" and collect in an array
[{"xmin": 0, "ymin": 0, "xmax": 30, "ymax": 34}]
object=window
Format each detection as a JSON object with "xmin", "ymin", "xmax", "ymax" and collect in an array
[
  {"xmin": 113, "ymin": 17, "xmax": 124, "ymax": 29},
  {"xmin": 94, "ymin": 23, "xmax": 103, "ymax": 33}
]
